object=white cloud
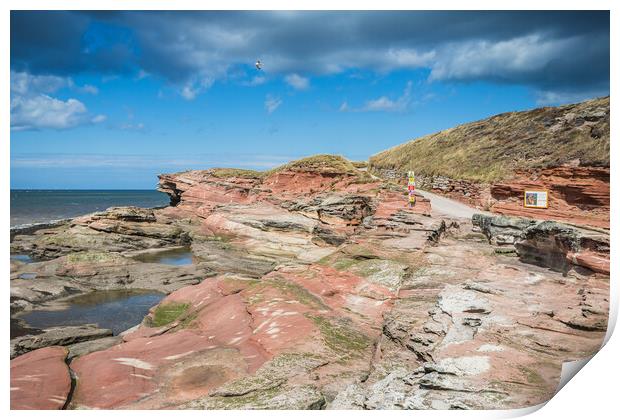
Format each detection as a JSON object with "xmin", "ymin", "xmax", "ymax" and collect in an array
[
  {"xmin": 79, "ymin": 84, "xmax": 99, "ymax": 95},
  {"xmin": 429, "ymin": 35, "xmax": 570, "ymax": 82},
  {"xmin": 242, "ymin": 75, "xmax": 267, "ymax": 86},
  {"xmin": 11, "ymin": 152, "xmax": 299, "ymax": 170},
  {"xmin": 11, "ymin": 95, "xmax": 91, "ymax": 130},
  {"xmin": 535, "ymin": 90, "xmax": 607, "ymax": 106},
  {"xmin": 91, "ymin": 114, "xmax": 107, "ymax": 123},
  {"xmin": 180, "ymin": 76, "xmax": 214, "ymax": 100},
  {"xmin": 12, "ymin": 71, "xmax": 100, "ymax": 96},
  {"xmin": 363, "ymin": 96, "xmax": 400, "ymax": 112},
  {"xmin": 10, "ymin": 71, "xmax": 105, "ymax": 130},
  {"xmin": 11, "ymin": 72, "xmax": 68, "ymax": 95},
  {"xmin": 381, "ymin": 48, "xmax": 436, "ymax": 70},
  {"xmin": 284, "ymin": 73, "xmax": 309, "ymax": 90},
  {"xmin": 264, "ymin": 95, "xmax": 282, "ymax": 114},
  {"xmin": 119, "ymin": 122, "xmax": 145, "ymax": 131},
  {"xmin": 365, "ymin": 81, "xmax": 412, "ymax": 112},
  {"xmin": 342, "ymin": 81, "xmax": 413, "ymax": 112},
  {"xmin": 12, "ymin": 12, "xmax": 608, "ymax": 100},
  {"xmin": 181, "ymin": 86, "xmax": 197, "ymax": 100}
]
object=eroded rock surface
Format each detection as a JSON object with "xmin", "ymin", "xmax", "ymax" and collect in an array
[
  {"xmin": 370, "ymin": 97, "xmax": 610, "ymax": 229},
  {"xmin": 473, "ymin": 213, "xmax": 610, "ymax": 275},
  {"xmin": 11, "ymin": 324, "xmax": 113, "ymax": 359},
  {"xmin": 9, "ymin": 155, "xmax": 609, "ymax": 410},
  {"xmin": 11, "ymin": 346, "xmax": 71, "ymax": 410}
]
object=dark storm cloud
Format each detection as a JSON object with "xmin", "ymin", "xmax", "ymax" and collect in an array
[
  {"xmin": 10, "ymin": 10, "xmax": 610, "ymax": 98},
  {"xmin": 11, "ymin": 10, "xmax": 137, "ymax": 75}
]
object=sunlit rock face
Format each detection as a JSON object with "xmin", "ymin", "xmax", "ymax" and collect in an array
[
  {"xmin": 10, "ymin": 154, "xmax": 609, "ymax": 410},
  {"xmin": 370, "ymin": 97, "xmax": 610, "ymax": 229},
  {"xmin": 473, "ymin": 213, "xmax": 610, "ymax": 275},
  {"xmin": 11, "ymin": 346, "xmax": 72, "ymax": 410}
]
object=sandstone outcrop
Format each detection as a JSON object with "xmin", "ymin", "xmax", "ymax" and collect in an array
[
  {"xmin": 11, "ymin": 207, "xmax": 188, "ymax": 260},
  {"xmin": 9, "ymin": 154, "xmax": 609, "ymax": 410},
  {"xmin": 11, "ymin": 346, "xmax": 71, "ymax": 409},
  {"xmin": 11, "ymin": 324, "xmax": 113, "ymax": 359},
  {"xmin": 10, "ymin": 249, "xmax": 214, "ymax": 313},
  {"xmin": 473, "ymin": 213, "xmax": 610, "ymax": 275},
  {"xmin": 489, "ymin": 166, "xmax": 609, "ymax": 228},
  {"xmin": 370, "ymin": 97, "xmax": 610, "ymax": 229}
]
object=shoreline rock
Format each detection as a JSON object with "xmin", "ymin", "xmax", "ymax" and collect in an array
[
  {"xmin": 9, "ymin": 155, "xmax": 609, "ymax": 410},
  {"xmin": 11, "ymin": 324, "xmax": 113, "ymax": 359},
  {"xmin": 11, "ymin": 346, "xmax": 72, "ymax": 410},
  {"xmin": 472, "ymin": 213, "xmax": 609, "ymax": 275}
]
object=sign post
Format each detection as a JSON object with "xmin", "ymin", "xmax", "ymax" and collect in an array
[
  {"xmin": 407, "ymin": 170, "xmax": 416, "ymax": 207},
  {"xmin": 523, "ymin": 190, "xmax": 549, "ymax": 209}
]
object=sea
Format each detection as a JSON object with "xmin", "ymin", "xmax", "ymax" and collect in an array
[{"xmin": 10, "ymin": 190, "xmax": 170, "ymax": 228}]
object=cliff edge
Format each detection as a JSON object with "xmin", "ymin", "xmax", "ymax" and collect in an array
[{"xmin": 369, "ymin": 97, "xmax": 610, "ymax": 228}]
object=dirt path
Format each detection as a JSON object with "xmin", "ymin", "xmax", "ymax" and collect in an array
[{"xmin": 417, "ymin": 189, "xmax": 491, "ymax": 219}]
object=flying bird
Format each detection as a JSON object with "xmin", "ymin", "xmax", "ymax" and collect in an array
[{"xmin": 255, "ymin": 60, "xmax": 262, "ymax": 70}]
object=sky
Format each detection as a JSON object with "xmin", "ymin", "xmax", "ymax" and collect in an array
[{"xmin": 10, "ymin": 10, "xmax": 610, "ymax": 189}]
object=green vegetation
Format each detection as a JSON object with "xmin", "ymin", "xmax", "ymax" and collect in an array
[
  {"xmin": 340, "ymin": 244, "xmax": 378, "ymax": 260},
  {"xmin": 307, "ymin": 314, "xmax": 371, "ymax": 357},
  {"xmin": 331, "ymin": 257, "xmax": 359, "ymax": 271},
  {"xmin": 494, "ymin": 247, "xmax": 518, "ymax": 255},
  {"xmin": 369, "ymin": 96, "xmax": 609, "ymax": 183},
  {"xmin": 151, "ymin": 302, "xmax": 191, "ymax": 327},
  {"xmin": 201, "ymin": 386, "xmax": 282, "ymax": 409},
  {"xmin": 65, "ymin": 251, "xmax": 127, "ymax": 264},
  {"xmin": 200, "ymin": 155, "xmax": 375, "ymax": 183},
  {"xmin": 520, "ymin": 366, "xmax": 545, "ymax": 385},
  {"xmin": 209, "ymin": 168, "xmax": 266, "ymax": 179},
  {"xmin": 191, "ymin": 352, "xmax": 326, "ymax": 409},
  {"xmin": 41, "ymin": 231, "xmax": 79, "ymax": 246},
  {"xmin": 212, "ymin": 352, "xmax": 323, "ymax": 396},
  {"xmin": 268, "ymin": 154, "xmax": 357, "ymax": 174},
  {"xmin": 262, "ymin": 277, "xmax": 329, "ymax": 310},
  {"xmin": 204, "ymin": 233, "xmax": 236, "ymax": 250},
  {"xmin": 207, "ymin": 233, "xmax": 234, "ymax": 242},
  {"xmin": 266, "ymin": 154, "xmax": 373, "ymax": 182},
  {"xmin": 220, "ymin": 275, "xmax": 260, "ymax": 295}
]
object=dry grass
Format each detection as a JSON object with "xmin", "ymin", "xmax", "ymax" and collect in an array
[
  {"xmin": 268, "ymin": 154, "xmax": 358, "ymax": 174},
  {"xmin": 350, "ymin": 160, "xmax": 368, "ymax": 168},
  {"xmin": 369, "ymin": 96, "xmax": 610, "ymax": 183},
  {"xmin": 208, "ymin": 168, "xmax": 266, "ymax": 179},
  {"xmin": 267, "ymin": 154, "xmax": 373, "ymax": 182},
  {"xmin": 192, "ymin": 155, "xmax": 371, "ymax": 182}
]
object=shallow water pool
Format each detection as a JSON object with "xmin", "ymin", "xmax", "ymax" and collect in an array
[
  {"xmin": 11, "ymin": 254, "xmax": 33, "ymax": 263},
  {"xmin": 133, "ymin": 246, "xmax": 197, "ymax": 266},
  {"xmin": 19, "ymin": 289, "xmax": 165, "ymax": 336}
]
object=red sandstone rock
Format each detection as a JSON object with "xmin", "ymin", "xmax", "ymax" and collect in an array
[
  {"xmin": 262, "ymin": 170, "xmax": 381, "ymax": 198},
  {"xmin": 489, "ymin": 166, "xmax": 609, "ymax": 229},
  {"xmin": 11, "ymin": 346, "xmax": 71, "ymax": 410},
  {"xmin": 374, "ymin": 191, "xmax": 431, "ymax": 219},
  {"xmin": 66, "ymin": 238, "xmax": 408, "ymax": 409},
  {"xmin": 423, "ymin": 166, "xmax": 609, "ymax": 229},
  {"xmin": 11, "ymin": 156, "xmax": 610, "ymax": 410},
  {"xmin": 567, "ymin": 250, "xmax": 610, "ymax": 275}
]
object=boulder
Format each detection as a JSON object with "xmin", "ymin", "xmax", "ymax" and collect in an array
[
  {"xmin": 11, "ymin": 324, "xmax": 113, "ymax": 359},
  {"xmin": 11, "ymin": 346, "xmax": 71, "ymax": 410},
  {"xmin": 473, "ymin": 213, "xmax": 609, "ymax": 274},
  {"xmin": 67, "ymin": 336, "xmax": 123, "ymax": 361}
]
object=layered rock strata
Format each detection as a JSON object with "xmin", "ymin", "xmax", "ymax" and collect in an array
[{"xmin": 10, "ymin": 156, "xmax": 609, "ymax": 410}]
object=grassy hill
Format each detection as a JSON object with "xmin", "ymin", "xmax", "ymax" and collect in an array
[
  {"xmin": 267, "ymin": 155, "xmax": 360, "ymax": 175},
  {"xmin": 369, "ymin": 96, "xmax": 610, "ymax": 183},
  {"xmin": 206, "ymin": 155, "xmax": 372, "ymax": 181}
]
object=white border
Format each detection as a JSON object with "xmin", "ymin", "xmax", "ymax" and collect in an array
[{"xmin": 2, "ymin": 2, "xmax": 616, "ymax": 420}]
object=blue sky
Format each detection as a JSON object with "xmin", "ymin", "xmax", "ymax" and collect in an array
[{"xmin": 10, "ymin": 11, "xmax": 610, "ymax": 189}]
